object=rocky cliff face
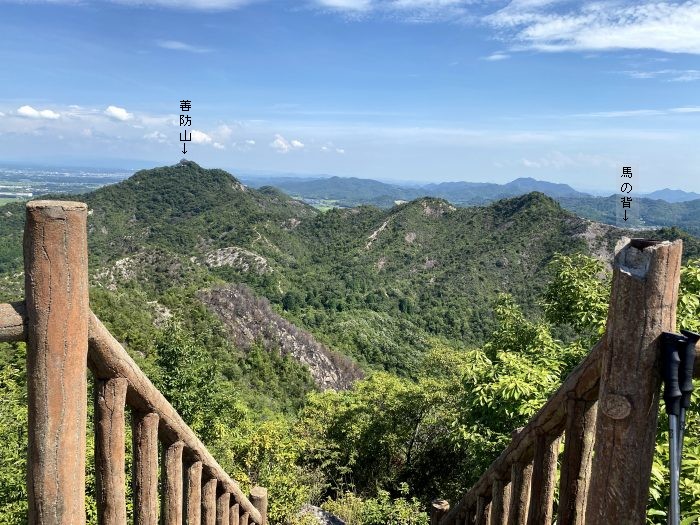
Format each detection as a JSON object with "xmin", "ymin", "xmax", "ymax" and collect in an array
[{"xmin": 198, "ymin": 284, "xmax": 364, "ymax": 390}]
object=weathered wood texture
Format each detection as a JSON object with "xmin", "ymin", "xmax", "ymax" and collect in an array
[
  {"xmin": 0, "ymin": 301, "xmax": 26, "ymax": 342},
  {"xmin": 250, "ymin": 487, "xmax": 268, "ymax": 525},
  {"xmin": 439, "ymin": 340, "xmax": 603, "ymax": 524},
  {"xmin": 229, "ymin": 503, "xmax": 240, "ymax": 525},
  {"xmin": 95, "ymin": 377, "xmax": 128, "ymax": 525},
  {"xmin": 489, "ymin": 479, "xmax": 510, "ymax": 525},
  {"xmin": 240, "ymin": 512, "xmax": 250, "ymax": 525},
  {"xmin": 475, "ymin": 496, "xmax": 488, "ymax": 525},
  {"xmin": 186, "ymin": 460, "xmax": 203, "ymax": 525},
  {"xmin": 88, "ymin": 313, "xmax": 263, "ymax": 524},
  {"xmin": 133, "ymin": 411, "xmax": 160, "ymax": 525},
  {"xmin": 507, "ymin": 461, "xmax": 532, "ymax": 525},
  {"xmin": 465, "ymin": 507, "xmax": 474, "ymax": 525},
  {"xmin": 526, "ymin": 433, "xmax": 560, "ymax": 525},
  {"xmin": 585, "ymin": 239, "xmax": 682, "ymax": 525},
  {"xmin": 558, "ymin": 396, "xmax": 597, "ymax": 525},
  {"xmin": 24, "ymin": 200, "xmax": 90, "ymax": 524},
  {"xmin": 217, "ymin": 492, "xmax": 231, "ymax": 525},
  {"xmin": 431, "ymin": 500, "xmax": 450, "ymax": 525},
  {"xmin": 203, "ymin": 478, "xmax": 218, "ymax": 525},
  {"xmin": 163, "ymin": 441, "xmax": 185, "ymax": 525}
]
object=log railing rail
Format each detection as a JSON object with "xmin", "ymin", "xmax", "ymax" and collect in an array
[
  {"xmin": 0, "ymin": 201, "xmax": 267, "ymax": 524},
  {"xmin": 433, "ymin": 237, "xmax": 694, "ymax": 525}
]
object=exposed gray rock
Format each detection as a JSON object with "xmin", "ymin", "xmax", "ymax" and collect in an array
[
  {"xmin": 198, "ymin": 284, "xmax": 364, "ymax": 391},
  {"xmin": 299, "ymin": 505, "xmax": 346, "ymax": 525}
]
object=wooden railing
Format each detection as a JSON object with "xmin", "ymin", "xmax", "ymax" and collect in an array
[
  {"xmin": 0, "ymin": 200, "xmax": 267, "ymax": 525},
  {"xmin": 432, "ymin": 237, "xmax": 698, "ymax": 525}
]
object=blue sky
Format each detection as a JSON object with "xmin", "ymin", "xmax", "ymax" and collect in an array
[{"xmin": 1, "ymin": 0, "xmax": 699, "ymax": 192}]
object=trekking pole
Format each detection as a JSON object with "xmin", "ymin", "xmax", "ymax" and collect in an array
[
  {"xmin": 661, "ymin": 332, "xmax": 683, "ymax": 525},
  {"xmin": 678, "ymin": 330, "xmax": 698, "ymax": 470}
]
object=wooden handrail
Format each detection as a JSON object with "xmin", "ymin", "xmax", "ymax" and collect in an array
[
  {"xmin": 0, "ymin": 200, "xmax": 267, "ymax": 525},
  {"xmin": 88, "ymin": 312, "xmax": 264, "ymax": 524},
  {"xmin": 440, "ymin": 339, "xmax": 604, "ymax": 522},
  {"xmin": 439, "ymin": 238, "xmax": 685, "ymax": 525},
  {"xmin": 0, "ymin": 304, "xmax": 265, "ymax": 523}
]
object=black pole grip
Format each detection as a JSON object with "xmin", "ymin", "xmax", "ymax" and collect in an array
[
  {"xmin": 679, "ymin": 330, "xmax": 699, "ymax": 409},
  {"xmin": 661, "ymin": 332, "xmax": 683, "ymax": 416}
]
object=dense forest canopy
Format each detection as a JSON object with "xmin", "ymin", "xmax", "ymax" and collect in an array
[{"xmin": 1, "ymin": 162, "xmax": 699, "ymax": 524}]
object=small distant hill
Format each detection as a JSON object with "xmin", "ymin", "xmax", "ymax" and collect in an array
[
  {"xmin": 644, "ymin": 188, "xmax": 700, "ymax": 203},
  {"xmin": 559, "ymin": 195, "xmax": 700, "ymax": 236}
]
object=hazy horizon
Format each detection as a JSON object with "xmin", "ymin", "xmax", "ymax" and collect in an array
[
  {"xmin": 2, "ymin": 160, "xmax": 697, "ymax": 197},
  {"xmin": 2, "ymin": 1, "xmax": 699, "ymax": 192}
]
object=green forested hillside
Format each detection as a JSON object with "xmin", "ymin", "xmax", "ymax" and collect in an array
[
  {"xmin": 1, "ymin": 161, "xmax": 699, "ymax": 524},
  {"xmin": 0, "ymin": 162, "xmax": 637, "ymax": 373}
]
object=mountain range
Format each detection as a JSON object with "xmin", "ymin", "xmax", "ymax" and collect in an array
[
  {"xmin": 242, "ymin": 174, "xmax": 700, "ymax": 235},
  {"xmin": 0, "ymin": 161, "xmax": 697, "ymax": 385}
]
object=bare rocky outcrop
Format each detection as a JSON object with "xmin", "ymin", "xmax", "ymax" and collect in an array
[
  {"xmin": 421, "ymin": 200, "xmax": 455, "ymax": 217},
  {"xmin": 366, "ymin": 220, "xmax": 390, "ymax": 249},
  {"xmin": 197, "ymin": 284, "xmax": 364, "ymax": 390},
  {"xmin": 298, "ymin": 505, "xmax": 345, "ymax": 525},
  {"xmin": 198, "ymin": 246, "xmax": 272, "ymax": 274},
  {"xmin": 92, "ymin": 251, "xmax": 190, "ymax": 290},
  {"xmin": 574, "ymin": 219, "xmax": 620, "ymax": 268}
]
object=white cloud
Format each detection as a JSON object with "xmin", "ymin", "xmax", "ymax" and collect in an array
[
  {"xmin": 487, "ymin": 1, "xmax": 700, "ymax": 55},
  {"xmin": 312, "ymin": 0, "xmax": 470, "ymax": 20},
  {"xmin": 573, "ymin": 106, "xmax": 700, "ymax": 118},
  {"xmin": 116, "ymin": 0, "xmax": 253, "ymax": 9},
  {"xmin": 624, "ymin": 69, "xmax": 700, "ymax": 82},
  {"xmin": 336, "ymin": 147, "xmax": 346, "ymax": 154},
  {"xmin": 17, "ymin": 105, "xmax": 60, "ymax": 120},
  {"xmin": 483, "ymin": 52, "xmax": 510, "ymax": 61},
  {"xmin": 213, "ymin": 142, "xmax": 225, "ymax": 149},
  {"xmin": 190, "ymin": 129, "xmax": 213, "ymax": 144},
  {"xmin": 144, "ymin": 130, "xmax": 168, "ymax": 143},
  {"xmin": 270, "ymin": 134, "xmax": 305, "ymax": 153},
  {"xmin": 245, "ymin": 139, "xmax": 256, "ymax": 145},
  {"xmin": 105, "ymin": 105, "xmax": 133, "ymax": 121},
  {"xmin": 155, "ymin": 40, "xmax": 211, "ymax": 53},
  {"xmin": 315, "ymin": 0, "xmax": 372, "ymax": 11},
  {"xmin": 216, "ymin": 124, "xmax": 234, "ymax": 140},
  {"xmin": 671, "ymin": 106, "xmax": 700, "ymax": 113},
  {"xmin": 575, "ymin": 109, "xmax": 665, "ymax": 118},
  {"xmin": 520, "ymin": 151, "xmax": 617, "ymax": 170}
]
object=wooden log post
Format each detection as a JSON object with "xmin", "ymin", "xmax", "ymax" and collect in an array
[
  {"xmin": 240, "ymin": 511, "xmax": 250, "ymax": 525},
  {"xmin": 430, "ymin": 499, "xmax": 450, "ymax": 525},
  {"xmin": 489, "ymin": 479, "xmax": 510, "ymax": 525},
  {"xmin": 507, "ymin": 460, "xmax": 532, "ymax": 525},
  {"xmin": 133, "ymin": 412, "xmax": 160, "ymax": 525},
  {"xmin": 163, "ymin": 441, "xmax": 185, "ymax": 525},
  {"xmin": 186, "ymin": 460, "xmax": 203, "ymax": 525},
  {"xmin": 586, "ymin": 239, "xmax": 682, "ymax": 524},
  {"xmin": 24, "ymin": 200, "xmax": 90, "ymax": 524},
  {"xmin": 250, "ymin": 487, "xmax": 268, "ymax": 525},
  {"xmin": 526, "ymin": 433, "xmax": 560, "ymax": 525},
  {"xmin": 229, "ymin": 503, "xmax": 240, "ymax": 525},
  {"xmin": 465, "ymin": 507, "xmax": 475, "ymax": 525},
  {"xmin": 217, "ymin": 492, "xmax": 231, "ymax": 525},
  {"xmin": 475, "ymin": 496, "xmax": 488, "ymax": 525},
  {"xmin": 203, "ymin": 478, "xmax": 218, "ymax": 525},
  {"xmin": 95, "ymin": 377, "xmax": 128, "ymax": 525},
  {"xmin": 557, "ymin": 395, "xmax": 597, "ymax": 525}
]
